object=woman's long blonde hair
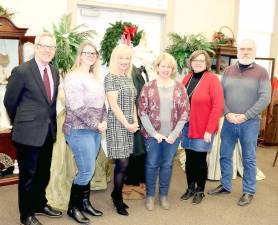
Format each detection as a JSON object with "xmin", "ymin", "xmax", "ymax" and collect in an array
[
  {"xmin": 72, "ymin": 41, "xmax": 101, "ymax": 81},
  {"xmin": 108, "ymin": 44, "xmax": 133, "ymax": 77}
]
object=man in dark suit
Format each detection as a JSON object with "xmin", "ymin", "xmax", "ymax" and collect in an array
[{"xmin": 4, "ymin": 32, "xmax": 62, "ymax": 225}]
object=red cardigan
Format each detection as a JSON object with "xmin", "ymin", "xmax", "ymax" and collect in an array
[{"xmin": 182, "ymin": 71, "xmax": 224, "ymax": 138}]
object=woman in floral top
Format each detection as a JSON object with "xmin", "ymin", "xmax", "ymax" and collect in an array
[
  {"xmin": 63, "ymin": 42, "xmax": 106, "ymax": 224},
  {"xmin": 138, "ymin": 52, "xmax": 190, "ymax": 211}
]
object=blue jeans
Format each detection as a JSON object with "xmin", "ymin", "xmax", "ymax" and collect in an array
[
  {"xmin": 145, "ymin": 137, "xmax": 180, "ymax": 197},
  {"xmin": 65, "ymin": 129, "xmax": 101, "ymax": 185},
  {"xmin": 220, "ymin": 118, "xmax": 260, "ymax": 194}
]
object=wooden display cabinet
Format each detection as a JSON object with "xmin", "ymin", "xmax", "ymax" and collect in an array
[
  {"xmin": 214, "ymin": 45, "xmax": 237, "ymax": 74},
  {"xmin": 0, "ymin": 132, "xmax": 18, "ymax": 186},
  {"xmin": 0, "ymin": 16, "xmax": 35, "ymax": 186}
]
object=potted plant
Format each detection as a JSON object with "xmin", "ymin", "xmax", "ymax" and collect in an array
[
  {"xmin": 50, "ymin": 14, "xmax": 96, "ymax": 76},
  {"xmin": 0, "ymin": 5, "xmax": 14, "ymax": 19},
  {"xmin": 166, "ymin": 32, "xmax": 215, "ymax": 74}
]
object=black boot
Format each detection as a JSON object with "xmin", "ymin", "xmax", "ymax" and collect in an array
[
  {"xmin": 192, "ymin": 192, "xmax": 205, "ymax": 205},
  {"xmin": 192, "ymin": 186, "xmax": 205, "ymax": 205},
  {"xmin": 181, "ymin": 182, "xmax": 195, "ymax": 200},
  {"xmin": 67, "ymin": 184, "xmax": 90, "ymax": 224},
  {"xmin": 111, "ymin": 189, "xmax": 128, "ymax": 209},
  {"xmin": 111, "ymin": 190, "xmax": 128, "ymax": 216},
  {"xmin": 81, "ymin": 183, "xmax": 103, "ymax": 217}
]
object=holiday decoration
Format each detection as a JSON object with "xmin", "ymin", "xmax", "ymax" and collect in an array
[{"xmin": 100, "ymin": 21, "xmax": 143, "ymax": 66}]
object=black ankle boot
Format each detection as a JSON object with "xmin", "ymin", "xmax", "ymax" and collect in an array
[
  {"xmin": 192, "ymin": 192, "xmax": 205, "ymax": 205},
  {"xmin": 181, "ymin": 181, "xmax": 195, "ymax": 200},
  {"xmin": 121, "ymin": 201, "xmax": 129, "ymax": 209},
  {"xmin": 81, "ymin": 183, "xmax": 103, "ymax": 216},
  {"xmin": 180, "ymin": 188, "xmax": 195, "ymax": 200},
  {"xmin": 67, "ymin": 184, "xmax": 90, "ymax": 224},
  {"xmin": 111, "ymin": 190, "xmax": 129, "ymax": 209},
  {"xmin": 67, "ymin": 207, "xmax": 90, "ymax": 224},
  {"xmin": 111, "ymin": 190, "xmax": 128, "ymax": 216}
]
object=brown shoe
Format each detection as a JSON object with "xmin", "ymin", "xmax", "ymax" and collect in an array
[
  {"xmin": 238, "ymin": 193, "xmax": 253, "ymax": 206},
  {"xmin": 207, "ymin": 184, "xmax": 230, "ymax": 195}
]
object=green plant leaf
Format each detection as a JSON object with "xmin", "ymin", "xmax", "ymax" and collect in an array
[
  {"xmin": 46, "ymin": 14, "xmax": 96, "ymax": 76},
  {"xmin": 166, "ymin": 32, "xmax": 215, "ymax": 72}
]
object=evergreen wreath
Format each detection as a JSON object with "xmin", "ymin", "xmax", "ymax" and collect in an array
[{"xmin": 100, "ymin": 21, "xmax": 143, "ymax": 66}]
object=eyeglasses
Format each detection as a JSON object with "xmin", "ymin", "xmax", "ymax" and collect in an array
[
  {"xmin": 82, "ymin": 51, "xmax": 98, "ymax": 57},
  {"xmin": 192, "ymin": 59, "xmax": 206, "ymax": 63},
  {"xmin": 37, "ymin": 43, "xmax": 56, "ymax": 50}
]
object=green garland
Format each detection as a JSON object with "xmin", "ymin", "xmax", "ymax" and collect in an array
[{"xmin": 100, "ymin": 21, "xmax": 143, "ymax": 66}]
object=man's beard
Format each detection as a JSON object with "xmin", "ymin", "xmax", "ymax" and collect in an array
[{"xmin": 238, "ymin": 55, "xmax": 255, "ymax": 65}]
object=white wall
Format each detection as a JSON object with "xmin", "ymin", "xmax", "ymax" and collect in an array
[
  {"xmin": 1, "ymin": 0, "xmax": 237, "ymax": 41},
  {"xmin": 0, "ymin": 0, "xmax": 67, "ymax": 35},
  {"xmin": 271, "ymin": 0, "xmax": 278, "ymax": 76},
  {"xmin": 77, "ymin": 6, "xmax": 164, "ymax": 55},
  {"xmin": 170, "ymin": 0, "xmax": 237, "ymax": 40}
]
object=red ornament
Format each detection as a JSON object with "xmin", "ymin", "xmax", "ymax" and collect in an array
[{"xmin": 122, "ymin": 25, "xmax": 137, "ymax": 46}]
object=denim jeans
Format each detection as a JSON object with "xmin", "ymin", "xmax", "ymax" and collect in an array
[
  {"xmin": 145, "ymin": 137, "xmax": 180, "ymax": 197},
  {"xmin": 65, "ymin": 129, "xmax": 101, "ymax": 185},
  {"xmin": 220, "ymin": 118, "xmax": 260, "ymax": 194},
  {"xmin": 181, "ymin": 123, "xmax": 214, "ymax": 152}
]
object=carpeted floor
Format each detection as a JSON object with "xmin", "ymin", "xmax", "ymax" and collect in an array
[{"xmin": 0, "ymin": 146, "xmax": 278, "ymax": 225}]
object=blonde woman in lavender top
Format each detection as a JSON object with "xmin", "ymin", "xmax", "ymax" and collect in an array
[{"xmin": 63, "ymin": 42, "xmax": 106, "ymax": 224}]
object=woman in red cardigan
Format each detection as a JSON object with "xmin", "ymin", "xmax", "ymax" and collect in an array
[{"xmin": 180, "ymin": 50, "xmax": 224, "ymax": 204}]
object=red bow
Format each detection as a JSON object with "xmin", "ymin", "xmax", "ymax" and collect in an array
[{"xmin": 122, "ymin": 25, "xmax": 137, "ymax": 46}]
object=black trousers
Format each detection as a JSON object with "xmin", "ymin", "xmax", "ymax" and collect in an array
[
  {"xmin": 185, "ymin": 149, "xmax": 208, "ymax": 192},
  {"xmin": 14, "ymin": 134, "xmax": 54, "ymax": 221}
]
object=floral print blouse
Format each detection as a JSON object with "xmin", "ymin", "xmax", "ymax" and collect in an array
[{"xmin": 138, "ymin": 79, "xmax": 190, "ymax": 138}]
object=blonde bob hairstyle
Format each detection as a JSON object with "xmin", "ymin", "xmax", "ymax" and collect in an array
[
  {"xmin": 154, "ymin": 52, "xmax": 177, "ymax": 78},
  {"xmin": 187, "ymin": 50, "xmax": 211, "ymax": 71},
  {"xmin": 72, "ymin": 41, "xmax": 101, "ymax": 82},
  {"xmin": 109, "ymin": 44, "xmax": 133, "ymax": 76}
]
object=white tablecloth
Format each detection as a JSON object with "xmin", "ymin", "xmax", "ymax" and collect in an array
[{"xmin": 178, "ymin": 117, "xmax": 265, "ymax": 181}]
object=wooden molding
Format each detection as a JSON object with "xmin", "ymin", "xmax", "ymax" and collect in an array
[{"xmin": 0, "ymin": 16, "xmax": 27, "ymax": 38}]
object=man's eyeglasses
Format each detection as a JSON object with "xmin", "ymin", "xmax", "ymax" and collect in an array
[
  {"xmin": 37, "ymin": 43, "xmax": 56, "ymax": 50},
  {"xmin": 192, "ymin": 59, "xmax": 206, "ymax": 63},
  {"xmin": 82, "ymin": 51, "xmax": 98, "ymax": 57}
]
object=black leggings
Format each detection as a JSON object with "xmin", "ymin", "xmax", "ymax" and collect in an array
[
  {"xmin": 185, "ymin": 149, "xmax": 208, "ymax": 192},
  {"xmin": 113, "ymin": 158, "xmax": 129, "ymax": 196}
]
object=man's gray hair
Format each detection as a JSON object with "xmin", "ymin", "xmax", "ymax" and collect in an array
[{"xmin": 34, "ymin": 32, "xmax": 56, "ymax": 45}]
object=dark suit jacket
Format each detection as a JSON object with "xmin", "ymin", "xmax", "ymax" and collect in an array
[
  {"xmin": 131, "ymin": 65, "xmax": 149, "ymax": 106},
  {"xmin": 4, "ymin": 58, "xmax": 59, "ymax": 146},
  {"xmin": 131, "ymin": 65, "xmax": 149, "ymax": 155}
]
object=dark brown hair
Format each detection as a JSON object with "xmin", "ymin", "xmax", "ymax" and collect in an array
[{"xmin": 187, "ymin": 50, "xmax": 211, "ymax": 71}]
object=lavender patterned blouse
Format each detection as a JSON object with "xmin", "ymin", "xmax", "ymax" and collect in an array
[{"xmin": 63, "ymin": 72, "xmax": 107, "ymax": 135}]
